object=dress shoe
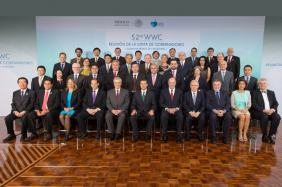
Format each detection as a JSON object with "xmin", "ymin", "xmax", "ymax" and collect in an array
[
  {"xmin": 108, "ymin": 133, "xmax": 115, "ymax": 141},
  {"xmin": 144, "ymin": 134, "xmax": 150, "ymax": 142},
  {"xmin": 3, "ymin": 134, "xmax": 16, "ymax": 141},
  {"xmin": 176, "ymin": 135, "xmax": 181, "ymax": 144},
  {"xmin": 78, "ymin": 133, "xmax": 88, "ymax": 141},
  {"xmin": 211, "ymin": 136, "xmax": 217, "ymax": 144},
  {"xmin": 184, "ymin": 134, "xmax": 190, "ymax": 142},
  {"xmin": 222, "ymin": 137, "xmax": 229, "ymax": 144},
  {"xmin": 95, "ymin": 132, "xmax": 100, "ymax": 141},
  {"xmin": 25, "ymin": 134, "xmax": 38, "ymax": 141},
  {"xmin": 44, "ymin": 134, "xmax": 53, "ymax": 141},
  {"xmin": 89, "ymin": 125, "xmax": 94, "ymax": 131},
  {"xmin": 132, "ymin": 134, "xmax": 140, "ymax": 142},
  {"xmin": 262, "ymin": 135, "xmax": 270, "ymax": 143},
  {"xmin": 268, "ymin": 135, "xmax": 275, "ymax": 144},
  {"xmin": 161, "ymin": 135, "xmax": 168, "ymax": 143},
  {"xmin": 64, "ymin": 134, "xmax": 70, "ymax": 141},
  {"xmin": 20, "ymin": 135, "xmax": 27, "ymax": 142},
  {"xmin": 114, "ymin": 134, "xmax": 120, "ymax": 141},
  {"xmin": 198, "ymin": 135, "xmax": 204, "ymax": 143}
]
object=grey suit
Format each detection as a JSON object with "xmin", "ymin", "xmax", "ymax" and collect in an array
[
  {"xmin": 106, "ymin": 88, "xmax": 130, "ymax": 134},
  {"xmin": 212, "ymin": 70, "xmax": 234, "ymax": 96},
  {"xmin": 185, "ymin": 56, "xmax": 199, "ymax": 67},
  {"xmin": 70, "ymin": 57, "xmax": 84, "ymax": 66}
]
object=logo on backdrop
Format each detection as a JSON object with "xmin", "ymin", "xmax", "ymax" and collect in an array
[
  {"xmin": 134, "ymin": 19, "xmax": 143, "ymax": 28},
  {"xmin": 151, "ymin": 19, "xmax": 164, "ymax": 27},
  {"xmin": 114, "ymin": 20, "xmax": 130, "ymax": 26}
]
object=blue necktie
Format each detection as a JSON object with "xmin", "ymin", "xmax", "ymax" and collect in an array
[
  {"xmin": 75, "ymin": 74, "xmax": 78, "ymax": 82},
  {"xmin": 93, "ymin": 74, "xmax": 96, "ymax": 79},
  {"xmin": 210, "ymin": 57, "xmax": 212, "ymax": 65},
  {"xmin": 192, "ymin": 57, "xmax": 195, "ymax": 64},
  {"xmin": 216, "ymin": 92, "xmax": 220, "ymax": 105},
  {"xmin": 193, "ymin": 93, "xmax": 196, "ymax": 105},
  {"xmin": 61, "ymin": 64, "xmax": 64, "ymax": 71}
]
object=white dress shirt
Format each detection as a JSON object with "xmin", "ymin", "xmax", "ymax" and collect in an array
[
  {"xmin": 113, "ymin": 70, "xmax": 119, "ymax": 75},
  {"xmin": 92, "ymin": 74, "xmax": 98, "ymax": 79},
  {"xmin": 141, "ymin": 89, "xmax": 147, "ymax": 96},
  {"xmin": 171, "ymin": 69, "xmax": 177, "ymax": 78},
  {"xmin": 260, "ymin": 89, "xmax": 271, "ymax": 110},
  {"xmin": 227, "ymin": 56, "xmax": 233, "ymax": 62},
  {"xmin": 115, "ymin": 88, "xmax": 121, "ymax": 95},
  {"xmin": 87, "ymin": 88, "xmax": 100, "ymax": 111},
  {"xmin": 133, "ymin": 72, "xmax": 138, "ymax": 79},
  {"xmin": 74, "ymin": 73, "xmax": 80, "ymax": 79},
  {"xmin": 14, "ymin": 88, "xmax": 28, "ymax": 113},
  {"xmin": 165, "ymin": 88, "xmax": 179, "ymax": 111}
]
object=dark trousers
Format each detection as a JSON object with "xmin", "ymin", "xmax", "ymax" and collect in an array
[
  {"xmin": 27, "ymin": 111, "xmax": 60, "ymax": 134},
  {"xmin": 154, "ymin": 105, "xmax": 161, "ymax": 127},
  {"xmin": 252, "ymin": 111, "xmax": 281, "ymax": 136},
  {"xmin": 76, "ymin": 110, "xmax": 104, "ymax": 134},
  {"xmin": 130, "ymin": 111, "xmax": 155, "ymax": 136},
  {"xmin": 209, "ymin": 112, "xmax": 232, "ymax": 138},
  {"xmin": 184, "ymin": 113, "xmax": 205, "ymax": 135},
  {"xmin": 161, "ymin": 110, "xmax": 183, "ymax": 135},
  {"xmin": 4, "ymin": 112, "xmax": 29, "ymax": 135}
]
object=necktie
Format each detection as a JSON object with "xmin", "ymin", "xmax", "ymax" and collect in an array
[
  {"xmin": 128, "ymin": 65, "xmax": 130, "ymax": 74},
  {"xmin": 172, "ymin": 70, "xmax": 175, "ymax": 78},
  {"xmin": 95, "ymin": 58, "xmax": 97, "ymax": 63},
  {"xmin": 77, "ymin": 58, "xmax": 80, "ymax": 63},
  {"xmin": 21, "ymin": 91, "xmax": 24, "ymax": 102},
  {"xmin": 171, "ymin": 89, "xmax": 173, "ymax": 101},
  {"xmin": 216, "ymin": 92, "xmax": 220, "ymax": 105},
  {"xmin": 192, "ymin": 57, "xmax": 195, "ymax": 64},
  {"xmin": 152, "ymin": 74, "xmax": 155, "ymax": 86},
  {"xmin": 75, "ymin": 74, "xmax": 78, "ymax": 82},
  {"xmin": 246, "ymin": 76, "xmax": 249, "ymax": 83},
  {"xmin": 117, "ymin": 56, "xmax": 119, "ymax": 61},
  {"xmin": 61, "ymin": 64, "xmax": 64, "ymax": 71},
  {"xmin": 222, "ymin": 71, "xmax": 225, "ymax": 81},
  {"xmin": 39, "ymin": 77, "xmax": 43, "ymax": 87},
  {"xmin": 146, "ymin": 64, "xmax": 149, "ymax": 74},
  {"xmin": 114, "ymin": 72, "xmax": 117, "ymax": 78},
  {"xmin": 142, "ymin": 91, "xmax": 145, "ymax": 101},
  {"xmin": 261, "ymin": 91, "xmax": 266, "ymax": 93},
  {"xmin": 116, "ymin": 90, "xmax": 119, "ymax": 109},
  {"xmin": 42, "ymin": 91, "xmax": 49, "ymax": 111},
  {"xmin": 107, "ymin": 65, "xmax": 109, "ymax": 73},
  {"xmin": 93, "ymin": 90, "xmax": 96, "ymax": 104},
  {"xmin": 181, "ymin": 62, "xmax": 184, "ymax": 69},
  {"xmin": 137, "ymin": 60, "xmax": 140, "ymax": 65},
  {"xmin": 93, "ymin": 74, "xmax": 96, "ymax": 79},
  {"xmin": 133, "ymin": 75, "xmax": 136, "ymax": 92},
  {"xmin": 228, "ymin": 57, "xmax": 231, "ymax": 63},
  {"xmin": 193, "ymin": 93, "xmax": 196, "ymax": 105},
  {"xmin": 210, "ymin": 57, "xmax": 212, "ymax": 64}
]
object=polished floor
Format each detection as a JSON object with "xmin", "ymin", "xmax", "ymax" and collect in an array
[{"xmin": 0, "ymin": 117, "xmax": 281, "ymax": 187}]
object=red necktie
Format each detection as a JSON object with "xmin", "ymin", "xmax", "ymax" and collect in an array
[
  {"xmin": 172, "ymin": 70, "xmax": 175, "ymax": 78},
  {"xmin": 152, "ymin": 74, "xmax": 155, "ymax": 86},
  {"xmin": 228, "ymin": 57, "xmax": 231, "ymax": 63},
  {"xmin": 117, "ymin": 56, "xmax": 119, "ymax": 60},
  {"xmin": 42, "ymin": 91, "xmax": 49, "ymax": 111},
  {"xmin": 116, "ymin": 90, "xmax": 119, "ymax": 110},
  {"xmin": 170, "ymin": 90, "xmax": 173, "ymax": 101},
  {"xmin": 114, "ymin": 72, "xmax": 116, "ymax": 78}
]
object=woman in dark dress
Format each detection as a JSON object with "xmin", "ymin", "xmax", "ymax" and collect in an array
[
  {"xmin": 188, "ymin": 66, "xmax": 207, "ymax": 93},
  {"xmin": 53, "ymin": 69, "xmax": 66, "ymax": 92}
]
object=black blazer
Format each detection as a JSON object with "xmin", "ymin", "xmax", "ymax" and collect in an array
[
  {"xmin": 11, "ymin": 89, "xmax": 36, "ymax": 113},
  {"xmin": 35, "ymin": 88, "xmax": 61, "ymax": 112},
  {"xmin": 205, "ymin": 89, "xmax": 231, "ymax": 115},
  {"xmin": 139, "ymin": 63, "xmax": 151, "ymax": 75},
  {"xmin": 159, "ymin": 88, "xmax": 183, "ymax": 110},
  {"xmin": 132, "ymin": 60, "xmax": 145, "ymax": 66},
  {"xmin": 52, "ymin": 62, "xmax": 73, "ymax": 81},
  {"xmin": 112, "ymin": 56, "xmax": 126, "ymax": 66},
  {"xmin": 120, "ymin": 64, "xmax": 133, "ymax": 75},
  {"xmin": 105, "ymin": 71, "xmax": 126, "ymax": 91},
  {"xmin": 90, "ymin": 57, "xmax": 105, "ymax": 68},
  {"xmin": 146, "ymin": 73, "xmax": 164, "ymax": 104},
  {"xmin": 163, "ymin": 69, "xmax": 185, "ymax": 90},
  {"xmin": 183, "ymin": 91, "xmax": 205, "ymax": 114},
  {"xmin": 236, "ymin": 76, "xmax": 258, "ymax": 92},
  {"xmin": 85, "ymin": 74, "xmax": 105, "ymax": 91},
  {"xmin": 185, "ymin": 56, "xmax": 199, "ymax": 67},
  {"xmin": 53, "ymin": 79, "xmax": 66, "ymax": 91},
  {"xmin": 31, "ymin": 76, "xmax": 52, "ymax": 94},
  {"xmin": 82, "ymin": 88, "xmax": 107, "ymax": 112},
  {"xmin": 125, "ymin": 73, "xmax": 146, "ymax": 94},
  {"xmin": 177, "ymin": 60, "xmax": 193, "ymax": 90},
  {"xmin": 210, "ymin": 62, "xmax": 232, "ymax": 78},
  {"xmin": 188, "ymin": 76, "xmax": 207, "ymax": 93},
  {"xmin": 251, "ymin": 89, "xmax": 278, "ymax": 113},
  {"xmin": 206, "ymin": 56, "xmax": 218, "ymax": 67},
  {"xmin": 224, "ymin": 56, "xmax": 240, "ymax": 79},
  {"xmin": 167, "ymin": 57, "xmax": 179, "ymax": 65},
  {"xmin": 99, "ymin": 64, "xmax": 113, "ymax": 79},
  {"xmin": 131, "ymin": 90, "xmax": 156, "ymax": 113},
  {"xmin": 60, "ymin": 89, "xmax": 82, "ymax": 116}
]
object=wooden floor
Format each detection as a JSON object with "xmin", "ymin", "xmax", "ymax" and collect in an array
[{"xmin": 0, "ymin": 118, "xmax": 281, "ymax": 187}]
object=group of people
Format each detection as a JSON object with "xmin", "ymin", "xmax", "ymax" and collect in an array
[{"xmin": 3, "ymin": 47, "xmax": 280, "ymax": 144}]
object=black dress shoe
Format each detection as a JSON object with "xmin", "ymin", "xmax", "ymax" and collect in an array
[
  {"xmin": 144, "ymin": 134, "xmax": 150, "ymax": 142},
  {"xmin": 44, "ymin": 134, "xmax": 53, "ymax": 141},
  {"xmin": 95, "ymin": 132, "xmax": 100, "ymax": 141},
  {"xmin": 3, "ymin": 134, "xmax": 16, "ymax": 141},
  {"xmin": 222, "ymin": 137, "xmax": 229, "ymax": 144},
  {"xmin": 262, "ymin": 135, "xmax": 270, "ymax": 143},
  {"xmin": 108, "ymin": 133, "xmax": 115, "ymax": 141},
  {"xmin": 132, "ymin": 134, "xmax": 140, "ymax": 142},
  {"xmin": 268, "ymin": 135, "xmax": 275, "ymax": 144},
  {"xmin": 176, "ymin": 135, "xmax": 181, "ymax": 144},
  {"xmin": 161, "ymin": 135, "xmax": 168, "ymax": 143},
  {"xmin": 78, "ymin": 133, "xmax": 88, "ymax": 141},
  {"xmin": 211, "ymin": 136, "xmax": 217, "ymax": 144},
  {"xmin": 25, "ymin": 134, "xmax": 38, "ymax": 141},
  {"xmin": 64, "ymin": 134, "xmax": 70, "ymax": 141},
  {"xmin": 198, "ymin": 135, "xmax": 204, "ymax": 143},
  {"xmin": 184, "ymin": 135, "xmax": 190, "ymax": 142},
  {"xmin": 114, "ymin": 134, "xmax": 120, "ymax": 141},
  {"xmin": 20, "ymin": 135, "xmax": 27, "ymax": 141}
]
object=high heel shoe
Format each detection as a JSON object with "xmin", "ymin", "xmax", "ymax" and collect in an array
[
  {"xmin": 64, "ymin": 133, "xmax": 70, "ymax": 141},
  {"xmin": 237, "ymin": 135, "xmax": 244, "ymax": 143}
]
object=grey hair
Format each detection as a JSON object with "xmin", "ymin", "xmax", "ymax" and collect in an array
[
  {"xmin": 113, "ymin": 77, "xmax": 122, "ymax": 83},
  {"xmin": 125, "ymin": 53, "xmax": 133, "ymax": 59},
  {"xmin": 150, "ymin": 64, "xmax": 157, "ymax": 69},
  {"xmin": 193, "ymin": 66, "xmax": 202, "ymax": 72},
  {"xmin": 144, "ymin": 54, "xmax": 151, "ymax": 58},
  {"xmin": 112, "ymin": 60, "xmax": 120, "ymax": 65},
  {"xmin": 190, "ymin": 80, "xmax": 199, "ymax": 86},
  {"xmin": 72, "ymin": 63, "xmax": 81, "ymax": 68},
  {"xmin": 258, "ymin": 78, "xmax": 268, "ymax": 84}
]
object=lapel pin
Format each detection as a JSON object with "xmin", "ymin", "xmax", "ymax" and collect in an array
[
  {"xmin": 232, "ymin": 59, "xmax": 234, "ymax": 61},
  {"xmin": 26, "ymin": 93, "xmax": 28, "ymax": 95},
  {"xmin": 213, "ymin": 59, "xmax": 214, "ymax": 60},
  {"xmin": 50, "ymin": 92, "xmax": 52, "ymax": 94}
]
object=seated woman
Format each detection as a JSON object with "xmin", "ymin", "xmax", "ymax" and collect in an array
[
  {"xmin": 80, "ymin": 58, "xmax": 91, "ymax": 76},
  {"xmin": 59, "ymin": 78, "xmax": 82, "ymax": 141},
  {"xmin": 231, "ymin": 78, "xmax": 251, "ymax": 142},
  {"xmin": 158, "ymin": 54, "xmax": 171, "ymax": 75},
  {"xmin": 198, "ymin": 56, "xmax": 211, "ymax": 90},
  {"xmin": 188, "ymin": 66, "xmax": 207, "ymax": 93},
  {"xmin": 53, "ymin": 69, "xmax": 66, "ymax": 92}
]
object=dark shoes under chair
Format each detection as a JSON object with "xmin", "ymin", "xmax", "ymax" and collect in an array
[
  {"xmin": 161, "ymin": 135, "xmax": 168, "ymax": 143},
  {"xmin": 25, "ymin": 134, "xmax": 38, "ymax": 141},
  {"xmin": 262, "ymin": 135, "xmax": 275, "ymax": 144},
  {"xmin": 44, "ymin": 134, "xmax": 53, "ymax": 141},
  {"xmin": 3, "ymin": 134, "xmax": 16, "ymax": 142},
  {"xmin": 95, "ymin": 132, "xmax": 100, "ymax": 141},
  {"xmin": 114, "ymin": 134, "xmax": 120, "ymax": 141},
  {"xmin": 108, "ymin": 133, "xmax": 120, "ymax": 141},
  {"xmin": 132, "ymin": 134, "xmax": 150, "ymax": 142},
  {"xmin": 78, "ymin": 133, "xmax": 88, "ymax": 141},
  {"xmin": 211, "ymin": 136, "xmax": 229, "ymax": 144}
]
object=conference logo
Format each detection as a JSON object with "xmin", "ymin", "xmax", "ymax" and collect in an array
[
  {"xmin": 151, "ymin": 19, "xmax": 164, "ymax": 27},
  {"xmin": 134, "ymin": 19, "xmax": 143, "ymax": 28},
  {"xmin": 114, "ymin": 20, "xmax": 130, "ymax": 26}
]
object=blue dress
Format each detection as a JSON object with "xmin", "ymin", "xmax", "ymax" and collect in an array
[{"xmin": 60, "ymin": 92, "xmax": 75, "ymax": 115}]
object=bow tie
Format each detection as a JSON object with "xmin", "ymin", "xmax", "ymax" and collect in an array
[{"xmin": 261, "ymin": 91, "xmax": 266, "ymax": 93}]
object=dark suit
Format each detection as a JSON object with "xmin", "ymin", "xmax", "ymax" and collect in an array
[
  {"xmin": 159, "ymin": 88, "xmax": 184, "ymax": 135},
  {"xmin": 224, "ymin": 56, "xmax": 240, "ymax": 79},
  {"xmin": 206, "ymin": 89, "xmax": 232, "ymax": 138},
  {"xmin": 85, "ymin": 74, "xmax": 105, "ymax": 91},
  {"xmin": 53, "ymin": 62, "xmax": 73, "ymax": 81},
  {"xmin": 167, "ymin": 57, "xmax": 179, "ymax": 65},
  {"xmin": 31, "ymin": 76, "xmax": 52, "ymax": 94},
  {"xmin": 66, "ymin": 74, "xmax": 86, "ymax": 96},
  {"xmin": 4, "ymin": 89, "xmax": 36, "ymax": 136},
  {"xmin": 99, "ymin": 64, "xmax": 113, "ymax": 79},
  {"xmin": 139, "ymin": 63, "xmax": 151, "ymax": 75},
  {"xmin": 206, "ymin": 56, "xmax": 218, "ymax": 67},
  {"xmin": 125, "ymin": 73, "xmax": 146, "ymax": 96},
  {"xmin": 183, "ymin": 91, "xmax": 205, "ymax": 135},
  {"xmin": 60, "ymin": 89, "xmax": 82, "ymax": 117},
  {"xmin": 251, "ymin": 89, "xmax": 281, "ymax": 136},
  {"xmin": 120, "ymin": 64, "xmax": 133, "ymax": 75},
  {"xmin": 177, "ymin": 60, "xmax": 193, "ymax": 90},
  {"xmin": 70, "ymin": 57, "xmax": 84, "ymax": 66},
  {"xmin": 76, "ymin": 88, "xmax": 107, "ymax": 133},
  {"xmin": 112, "ymin": 56, "xmax": 126, "ymax": 66},
  {"xmin": 163, "ymin": 69, "xmax": 184, "ymax": 90},
  {"xmin": 105, "ymin": 71, "xmax": 126, "ymax": 91},
  {"xmin": 236, "ymin": 76, "xmax": 258, "ymax": 92},
  {"xmin": 188, "ymin": 76, "xmax": 207, "ymax": 93},
  {"xmin": 185, "ymin": 56, "xmax": 199, "ymax": 67},
  {"xmin": 133, "ymin": 60, "xmax": 145, "ymax": 66},
  {"xmin": 130, "ymin": 90, "xmax": 156, "ymax": 135},
  {"xmin": 90, "ymin": 57, "xmax": 105, "ymax": 68},
  {"xmin": 27, "ymin": 89, "xmax": 61, "ymax": 134}
]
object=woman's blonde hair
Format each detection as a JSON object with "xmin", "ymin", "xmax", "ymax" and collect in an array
[
  {"xmin": 162, "ymin": 54, "xmax": 169, "ymax": 59},
  {"xmin": 65, "ymin": 78, "xmax": 77, "ymax": 91}
]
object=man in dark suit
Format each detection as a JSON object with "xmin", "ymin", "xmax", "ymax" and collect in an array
[
  {"xmin": 251, "ymin": 78, "xmax": 281, "ymax": 144},
  {"xmin": 130, "ymin": 79, "xmax": 156, "ymax": 142},
  {"xmin": 90, "ymin": 47, "xmax": 105, "ymax": 68},
  {"xmin": 178, "ymin": 52, "xmax": 193, "ymax": 91},
  {"xmin": 76, "ymin": 79, "xmax": 107, "ymax": 141},
  {"xmin": 139, "ymin": 54, "xmax": 152, "ymax": 75},
  {"xmin": 120, "ymin": 54, "xmax": 133, "ymax": 75},
  {"xmin": 159, "ymin": 77, "xmax": 184, "ymax": 144},
  {"xmin": 3, "ymin": 78, "xmax": 36, "ymax": 142},
  {"xmin": 31, "ymin": 66, "xmax": 52, "ymax": 95},
  {"xmin": 66, "ymin": 63, "xmax": 86, "ymax": 97},
  {"xmin": 210, "ymin": 53, "xmax": 232, "ymax": 79},
  {"xmin": 85, "ymin": 64, "xmax": 105, "ymax": 91},
  {"xmin": 105, "ymin": 60, "xmax": 126, "ymax": 91},
  {"xmin": 99, "ymin": 54, "xmax": 113, "ymax": 79},
  {"xmin": 27, "ymin": 79, "xmax": 61, "ymax": 141},
  {"xmin": 111, "ymin": 47, "xmax": 126, "ymax": 66},
  {"xmin": 167, "ymin": 48, "xmax": 179, "ymax": 65},
  {"xmin": 163, "ymin": 59, "xmax": 184, "ymax": 90},
  {"xmin": 224, "ymin": 47, "xmax": 240, "ymax": 83},
  {"xmin": 185, "ymin": 47, "xmax": 199, "ymax": 67},
  {"xmin": 236, "ymin": 65, "xmax": 258, "ymax": 92},
  {"xmin": 52, "ymin": 52, "xmax": 73, "ymax": 81},
  {"xmin": 70, "ymin": 47, "xmax": 83, "ymax": 66},
  {"xmin": 206, "ymin": 79, "xmax": 232, "ymax": 144},
  {"xmin": 183, "ymin": 80, "xmax": 205, "ymax": 143},
  {"xmin": 206, "ymin": 47, "xmax": 218, "ymax": 67},
  {"xmin": 133, "ymin": 50, "xmax": 145, "ymax": 66}
]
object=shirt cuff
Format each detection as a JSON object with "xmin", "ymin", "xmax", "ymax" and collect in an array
[
  {"xmin": 271, "ymin": 108, "xmax": 276, "ymax": 112},
  {"xmin": 223, "ymin": 109, "xmax": 227, "ymax": 113},
  {"xmin": 97, "ymin": 108, "xmax": 101, "ymax": 111},
  {"xmin": 165, "ymin": 108, "xmax": 168, "ymax": 111},
  {"xmin": 176, "ymin": 108, "xmax": 179, "ymax": 110}
]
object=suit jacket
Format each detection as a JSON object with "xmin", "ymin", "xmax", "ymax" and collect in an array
[
  {"xmin": 251, "ymin": 89, "xmax": 279, "ymax": 113},
  {"xmin": 120, "ymin": 64, "xmax": 133, "ymax": 75},
  {"xmin": 106, "ymin": 88, "xmax": 130, "ymax": 113},
  {"xmin": 125, "ymin": 73, "xmax": 146, "ymax": 95},
  {"xmin": 185, "ymin": 56, "xmax": 199, "ymax": 67},
  {"xmin": 112, "ymin": 56, "xmax": 126, "ymax": 66},
  {"xmin": 139, "ymin": 63, "xmax": 152, "ymax": 75},
  {"xmin": 70, "ymin": 57, "xmax": 84, "ymax": 66},
  {"xmin": 159, "ymin": 88, "xmax": 183, "ymax": 110},
  {"xmin": 188, "ymin": 76, "xmax": 207, "ymax": 93},
  {"xmin": 66, "ymin": 74, "xmax": 86, "ymax": 95},
  {"xmin": 224, "ymin": 56, "xmax": 240, "ymax": 79},
  {"xmin": 105, "ymin": 71, "xmax": 126, "ymax": 91},
  {"xmin": 90, "ymin": 57, "xmax": 105, "ymax": 68},
  {"xmin": 133, "ymin": 60, "xmax": 145, "ymax": 66},
  {"xmin": 31, "ymin": 76, "xmax": 52, "ymax": 94},
  {"xmin": 210, "ymin": 62, "xmax": 232, "ymax": 78},
  {"xmin": 163, "ymin": 69, "xmax": 185, "ymax": 90},
  {"xmin": 206, "ymin": 56, "xmax": 218, "ymax": 67},
  {"xmin": 205, "ymin": 89, "xmax": 231, "ymax": 115},
  {"xmin": 236, "ymin": 76, "xmax": 258, "ymax": 92},
  {"xmin": 177, "ymin": 60, "xmax": 193, "ymax": 90},
  {"xmin": 99, "ymin": 64, "xmax": 113, "ymax": 79},
  {"xmin": 183, "ymin": 91, "xmax": 205, "ymax": 114},
  {"xmin": 35, "ymin": 88, "xmax": 61, "ymax": 112},
  {"xmin": 131, "ymin": 90, "xmax": 156, "ymax": 113},
  {"xmin": 151, "ymin": 59, "xmax": 162, "ymax": 67},
  {"xmin": 11, "ymin": 89, "xmax": 36, "ymax": 113},
  {"xmin": 60, "ymin": 89, "xmax": 82, "ymax": 115},
  {"xmin": 83, "ymin": 88, "xmax": 107, "ymax": 112},
  {"xmin": 212, "ymin": 71, "xmax": 234, "ymax": 96},
  {"xmin": 167, "ymin": 57, "xmax": 179, "ymax": 65},
  {"xmin": 53, "ymin": 62, "xmax": 73, "ymax": 81},
  {"xmin": 85, "ymin": 74, "xmax": 105, "ymax": 91},
  {"xmin": 146, "ymin": 73, "xmax": 164, "ymax": 104}
]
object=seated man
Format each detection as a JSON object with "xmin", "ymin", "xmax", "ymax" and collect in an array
[
  {"xmin": 76, "ymin": 79, "xmax": 106, "ymax": 141},
  {"xmin": 27, "ymin": 79, "xmax": 61, "ymax": 141},
  {"xmin": 3, "ymin": 77, "xmax": 36, "ymax": 142},
  {"xmin": 206, "ymin": 79, "xmax": 232, "ymax": 144},
  {"xmin": 130, "ymin": 79, "xmax": 156, "ymax": 142},
  {"xmin": 159, "ymin": 77, "xmax": 184, "ymax": 144},
  {"xmin": 105, "ymin": 77, "xmax": 130, "ymax": 141},
  {"xmin": 183, "ymin": 80, "xmax": 205, "ymax": 143},
  {"xmin": 251, "ymin": 78, "xmax": 281, "ymax": 144}
]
